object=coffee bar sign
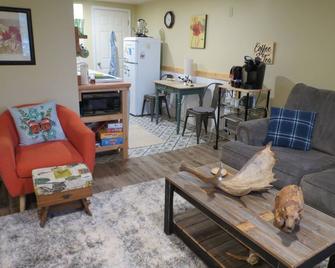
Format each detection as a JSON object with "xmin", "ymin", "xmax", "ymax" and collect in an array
[{"xmin": 253, "ymin": 42, "xmax": 275, "ymax": 64}]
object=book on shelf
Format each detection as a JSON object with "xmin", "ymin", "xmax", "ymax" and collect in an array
[
  {"xmin": 100, "ymin": 132, "xmax": 123, "ymax": 139},
  {"xmin": 97, "ymin": 122, "xmax": 124, "ymax": 146},
  {"xmin": 105, "ymin": 128, "xmax": 123, "ymax": 133},
  {"xmin": 107, "ymin": 123, "xmax": 123, "ymax": 129},
  {"xmin": 100, "ymin": 137, "xmax": 124, "ymax": 146}
]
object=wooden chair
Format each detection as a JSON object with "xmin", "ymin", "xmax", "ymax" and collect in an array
[{"xmin": 182, "ymin": 83, "xmax": 223, "ymax": 144}]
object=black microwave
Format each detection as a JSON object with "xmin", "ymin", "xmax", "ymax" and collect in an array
[{"xmin": 80, "ymin": 91, "xmax": 121, "ymax": 116}]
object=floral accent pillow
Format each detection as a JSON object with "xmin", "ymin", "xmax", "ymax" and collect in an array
[{"xmin": 9, "ymin": 101, "xmax": 66, "ymax": 145}]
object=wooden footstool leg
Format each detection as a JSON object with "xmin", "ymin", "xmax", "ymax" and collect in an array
[
  {"xmin": 19, "ymin": 195, "xmax": 26, "ymax": 212},
  {"xmin": 81, "ymin": 198, "xmax": 92, "ymax": 216},
  {"xmin": 39, "ymin": 207, "xmax": 49, "ymax": 227}
]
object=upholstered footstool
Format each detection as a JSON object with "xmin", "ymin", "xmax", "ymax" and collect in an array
[{"xmin": 32, "ymin": 163, "xmax": 93, "ymax": 227}]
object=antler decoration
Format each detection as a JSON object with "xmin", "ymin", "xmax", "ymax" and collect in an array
[
  {"xmin": 218, "ymin": 143, "xmax": 276, "ymax": 196},
  {"xmin": 179, "ymin": 143, "xmax": 276, "ymax": 197}
]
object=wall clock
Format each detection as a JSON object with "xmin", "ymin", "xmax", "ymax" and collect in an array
[{"xmin": 164, "ymin": 11, "xmax": 175, "ymax": 29}]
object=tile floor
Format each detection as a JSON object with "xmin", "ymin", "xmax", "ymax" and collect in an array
[{"xmin": 128, "ymin": 115, "xmax": 211, "ymax": 157}]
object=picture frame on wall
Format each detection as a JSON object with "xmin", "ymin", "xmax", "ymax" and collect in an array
[
  {"xmin": 190, "ymin": 14, "xmax": 207, "ymax": 49},
  {"xmin": 0, "ymin": 6, "xmax": 35, "ymax": 65}
]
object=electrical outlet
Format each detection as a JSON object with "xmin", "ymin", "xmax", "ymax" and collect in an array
[{"xmin": 228, "ymin": 6, "xmax": 234, "ymax": 17}]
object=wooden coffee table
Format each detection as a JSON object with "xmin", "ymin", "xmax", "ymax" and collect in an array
[{"xmin": 164, "ymin": 162, "xmax": 335, "ymax": 268}]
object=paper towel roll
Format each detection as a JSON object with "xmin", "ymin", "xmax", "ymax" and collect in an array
[
  {"xmin": 79, "ymin": 63, "xmax": 89, "ymax": 85},
  {"xmin": 184, "ymin": 58, "xmax": 193, "ymax": 76}
]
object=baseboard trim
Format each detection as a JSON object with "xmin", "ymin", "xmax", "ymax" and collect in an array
[{"xmin": 161, "ymin": 65, "xmax": 230, "ymax": 81}]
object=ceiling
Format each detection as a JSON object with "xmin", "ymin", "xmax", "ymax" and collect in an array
[{"xmin": 95, "ymin": 0, "xmax": 155, "ymax": 4}]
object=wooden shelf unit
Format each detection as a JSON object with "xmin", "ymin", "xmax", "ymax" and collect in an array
[
  {"xmin": 81, "ymin": 113, "xmax": 123, "ymax": 124},
  {"xmin": 95, "ymin": 144, "xmax": 124, "ymax": 153},
  {"xmin": 79, "ymin": 82, "xmax": 131, "ymax": 159}
]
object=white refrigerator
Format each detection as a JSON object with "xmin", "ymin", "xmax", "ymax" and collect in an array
[{"xmin": 123, "ymin": 37, "xmax": 161, "ymax": 116}]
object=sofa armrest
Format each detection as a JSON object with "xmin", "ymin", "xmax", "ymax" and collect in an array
[
  {"xmin": 0, "ymin": 130, "xmax": 22, "ymax": 197},
  {"xmin": 237, "ymin": 118, "xmax": 269, "ymax": 146},
  {"xmin": 57, "ymin": 106, "xmax": 96, "ymax": 172}
]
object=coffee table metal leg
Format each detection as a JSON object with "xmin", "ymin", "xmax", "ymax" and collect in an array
[
  {"xmin": 164, "ymin": 179, "xmax": 174, "ymax": 235},
  {"xmin": 81, "ymin": 198, "xmax": 92, "ymax": 216},
  {"xmin": 328, "ymin": 255, "xmax": 335, "ymax": 268},
  {"xmin": 39, "ymin": 207, "xmax": 49, "ymax": 227}
]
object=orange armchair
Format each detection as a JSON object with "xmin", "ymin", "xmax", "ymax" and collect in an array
[{"xmin": 0, "ymin": 104, "xmax": 95, "ymax": 211}]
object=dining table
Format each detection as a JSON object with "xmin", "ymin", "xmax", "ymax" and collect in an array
[{"xmin": 154, "ymin": 80, "xmax": 207, "ymax": 134}]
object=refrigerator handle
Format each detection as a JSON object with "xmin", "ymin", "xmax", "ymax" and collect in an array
[{"xmin": 124, "ymin": 65, "xmax": 130, "ymax": 75}]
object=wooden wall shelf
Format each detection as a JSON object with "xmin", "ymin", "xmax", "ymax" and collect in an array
[{"xmin": 75, "ymin": 26, "xmax": 87, "ymax": 55}]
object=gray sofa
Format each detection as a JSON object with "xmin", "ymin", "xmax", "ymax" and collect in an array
[{"xmin": 221, "ymin": 83, "xmax": 335, "ymax": 217}]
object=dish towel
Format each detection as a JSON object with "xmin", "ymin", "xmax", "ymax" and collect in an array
[{"xmin": 109, "ymin": 31, "xmax": 119, "ymax": 76}]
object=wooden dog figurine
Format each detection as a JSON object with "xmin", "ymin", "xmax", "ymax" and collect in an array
[{"xmin": 273, "ymin": 185, "xmax": 304, "ymax": 233}]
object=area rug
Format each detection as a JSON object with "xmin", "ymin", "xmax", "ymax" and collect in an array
[
  {"xmin": 0, "ymin": 179, "xmax": 205, "ymax": 268},
  {"xmin": 0, "ymin": 179, "xmax": 328, "ymax": 268},
  {"xmin": 129, "ymin": 124, "xmax": 163, "ymax": 149}
]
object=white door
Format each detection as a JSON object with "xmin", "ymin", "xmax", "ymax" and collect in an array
[{"xmin": 92, "ymin": 7, "xmax": 130, "ymax": 76}]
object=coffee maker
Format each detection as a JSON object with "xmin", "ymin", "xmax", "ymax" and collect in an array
[{"xmin": 242, "ymin": 56, "xmax": 266, "ymax": 89}]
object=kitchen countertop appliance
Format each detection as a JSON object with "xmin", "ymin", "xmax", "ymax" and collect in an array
[
  {"xmin": 135, "ymin": 19, "xmax": 148, "ymax": 37},
  {"xmin": 242, "ymin": 56, "xmax": 266, "ymax": 89}
]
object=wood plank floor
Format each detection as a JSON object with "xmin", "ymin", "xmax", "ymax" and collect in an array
[{"xmin": 0, "ymin": 144, "xmax": 221, "ymax": 216}]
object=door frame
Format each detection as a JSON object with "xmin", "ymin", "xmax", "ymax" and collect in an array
[{"xmin": 91, "ymin": 6, "xmax": 131, "ymax": 73}]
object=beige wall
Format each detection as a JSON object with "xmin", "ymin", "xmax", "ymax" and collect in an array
[
  {"xmin": 75, "ymin": 0, "xmax": 136, "ymax": 69},
  {"xmin": 1, "ymin": 0, "xmax": 333, "ymax": 113},
  {"xmin": 0, "ymin": 0, "xmax": 79, "ymax": 113},
  {"xmin": 135, "ymin": 0, "xmax": 335, "ymax": 105}
]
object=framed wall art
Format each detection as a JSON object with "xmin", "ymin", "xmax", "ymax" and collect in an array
[
  {"xmin": 190, "ymin": 14, "xmax": 207, "ymax": 49},
  {"xmin": 0, "ymin": 6, "xmax": 35, "ymax": 65},
  {"xmin": 253, "ymin": 42, "xmax": 275, "ymax": 64}
]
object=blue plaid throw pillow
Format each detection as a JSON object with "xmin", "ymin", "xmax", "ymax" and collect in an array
[{"xmin": 264, "ymin": 107, "xmax": 316, "ymax": 151}]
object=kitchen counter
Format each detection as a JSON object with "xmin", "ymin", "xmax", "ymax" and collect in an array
[{"xmin": 78, "ymin": 82, "xmax": 131, "ymax": 92}]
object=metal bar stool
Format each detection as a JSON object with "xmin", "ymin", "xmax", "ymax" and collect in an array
[
  {"xmin": 141, "ymin": 94, "xmax": 171, "ymax": 122},
  {"xmin": 141, "ymin": 74, "xmax": 173, "ymax": 122}
]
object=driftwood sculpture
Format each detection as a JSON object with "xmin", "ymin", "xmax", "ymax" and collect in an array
[
  {"xmin": 180, "ymin": 144, "xmax": 276, "ymax": 196},
  {"xmin": 273, "ymin": 185, "xmax": 304, "ymax": 233}
]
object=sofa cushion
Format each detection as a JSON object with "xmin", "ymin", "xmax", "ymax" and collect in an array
[
  {"xmin": 301, "ymin": 169, "xmax": 335, "ymax": 217},
  {"xmin": 264, "ymin": 107, "xmax": 316, "ymax": 151},
  {"xmin": 221, "ymin": 141, "xmax": 335, "ymax": 188},
  {"xmin": 16, "ymin": 141, "xmax": 83, "ymax": 178},
  {"xmin": 285, "ymin": 83, "xmax": 335, "ymax": 155}
]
